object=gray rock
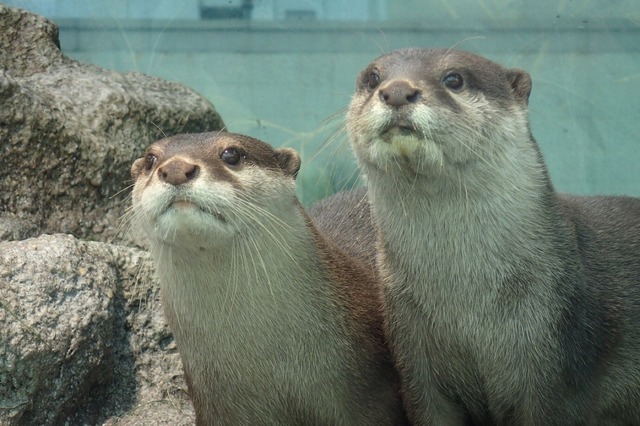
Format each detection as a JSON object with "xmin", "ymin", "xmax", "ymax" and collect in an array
[
  {"xmin": 0, "ymin": 234, "xmax": 194, "ymax": 425},
  {"xmin": 0, "ymin": 5, "xmax": 225, "ymax": 243},
  {"xmin": 0, "ymin": 6, "xmax": 229, "ymax": 423}
]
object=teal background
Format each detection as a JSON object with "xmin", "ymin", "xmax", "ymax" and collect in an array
[{"xmin": 4, "ymin": 0, "xmax": 639, "ymax": 205}]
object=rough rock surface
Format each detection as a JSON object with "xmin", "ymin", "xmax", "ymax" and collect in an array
[
  {"xmin": 0, "ymin": 5, "xmax": 226, "ymax": 424},
  {"xmin": 0, "ymin": 5, "xmax": 225, "ymax": 244},
  {"xmin": 0, "ymin": 234, "xmax": 195, "ymax": 425}
]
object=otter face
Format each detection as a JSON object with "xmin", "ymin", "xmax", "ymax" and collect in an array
[
  {"xmin": 347, "ymin": 48, "xmax": 532, "ymax": 177},
  {"xmin": 130, "ymin": 132, "xmax": 301, "ymax": 248}
]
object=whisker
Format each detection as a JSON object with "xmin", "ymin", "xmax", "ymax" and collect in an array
[
  {"xmin": 150, "ymin": 121, "xmax": 168, "ymax": 139},
  {"xmin": 246, "ymin": 228, "xmax": 278, "ymax": 306},
  {"xmin": 111, "ymin": 181, "xmax": 136, "ymax": 201},
  {"xmin": 231, "ymin": 201, "xmax": 299, "ymax": 268},
  {"xmin": 223, "ymin": 238, "xmax": 243, "ymax": 328},
  {"xmin": 446, "ymin": 36, "xmax": 486, "ymax": 55}
]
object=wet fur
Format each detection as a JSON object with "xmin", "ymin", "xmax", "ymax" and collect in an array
[
  {"xmin": 129, "ymin": 132, "xmax": 407, "ymax": 425},
  {"xmin": 344, "ymin": 48, "xmax": 640, "ymax": 424}
]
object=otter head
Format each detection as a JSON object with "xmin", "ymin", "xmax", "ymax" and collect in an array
[
  {"xmin": 347, "ymin": 48, "xmax": 533, "ymax": 178},
  {"xmin": 130, "ymin": 132, "xmax": 301, "ymax": 249}
]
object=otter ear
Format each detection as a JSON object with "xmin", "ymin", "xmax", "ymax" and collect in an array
[
  {"xmin": 508, "ymin": 69, "xmax": 532, "ymax": 105},
  {"xmin": 131, "ymin": 157, "xmax": 145, "ymax": 179},
  {"xmin": 274, "ymin": 148, "xmax": 301, "ymax": 179}
]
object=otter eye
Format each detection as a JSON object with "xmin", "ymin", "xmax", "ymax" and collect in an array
[
  {"xmin": 367, "ymin": 70, "xmax": 381, "ymax": 89},
  {"xmin": 443, "ymin": 73, "xmax": 464, "ymax": 90},
  {"xmin": 144, "ymin": 153, "xmax": 157, "ymax": 171},
  {"xmin": 221, "ymin": 147, "xmax": 242, "ymax": 166}
]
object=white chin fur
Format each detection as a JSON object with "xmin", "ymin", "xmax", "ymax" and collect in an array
[
  {"xmin": 152, "ymin": 207, "xmax": 232, "ymax": 247},
  {"xmin": 350, "ymin": 102, "xmax": 448, "ymax": 175},
  {"xmin": 366, "ymin": 134, "xmax": 445, "ymax": 176},
  {"xmin": 135, "ymin": 182, "xmax": 237, "ymax": 247}
]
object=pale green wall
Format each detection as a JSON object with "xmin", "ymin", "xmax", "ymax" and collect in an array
[{"xmin": 5, "ymin": 0, "xmax": 639, "ymax": 204}]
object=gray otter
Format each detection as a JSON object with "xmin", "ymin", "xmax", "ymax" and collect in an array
[
  {"xmin": 346, "ymin": 47, "xmax": 640, "ymax": 425},
  {"xmin": 129, "ymin": 132, "xmax": 407, "ymax": 425}
]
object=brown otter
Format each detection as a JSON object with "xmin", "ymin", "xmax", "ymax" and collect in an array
[
  {"xmin": 129, "ymin": 132, "xmax": 407, "ymax": 425},
  {"xmin": 345, "ymin": 47, "xmax": 640, "ymax": 424}
]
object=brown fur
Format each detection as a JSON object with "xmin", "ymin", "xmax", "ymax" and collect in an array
[
  {"xmin": 340, "ymin": 48, "xmax": 640, "ymax": 424},
  {"xmin": 129, "ymin": 131, "xmax": 407, "ymax": 425},
  {"xmin": 307, "ymin": 187, "xmax": 374, "ymax": 271}
]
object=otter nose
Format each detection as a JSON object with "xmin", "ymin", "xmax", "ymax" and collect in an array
[
  {"xmin": 379, "ymin": 80, "xmax": 421, "ymax": 107},
  {"xmin": 158, "ymin": 159, "xmax": 199, "ymax": 186}
]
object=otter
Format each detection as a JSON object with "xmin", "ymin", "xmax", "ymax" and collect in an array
[
  {"xmin": 345, "ymin": 47, "xmax": 640, "ymax": 424},
  {"xmin": 129, "ymin": 132, "xmax": 407, "ymax": 425},
  {"xmin": 307, "ymin": 186, "xmax": 374, "ymax": 271}
]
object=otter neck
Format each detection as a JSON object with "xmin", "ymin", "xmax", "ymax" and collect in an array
[
  {"xmin": 366, "ymin": 137, "xmax": 568, "ymax": 306},
  {"xmin": 150, "ymin": 207, "xmax": 334, "ymax": 325},
  {"xmin": 147, "ymin": 206, "xmax": 365, "ymax": 373}
]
